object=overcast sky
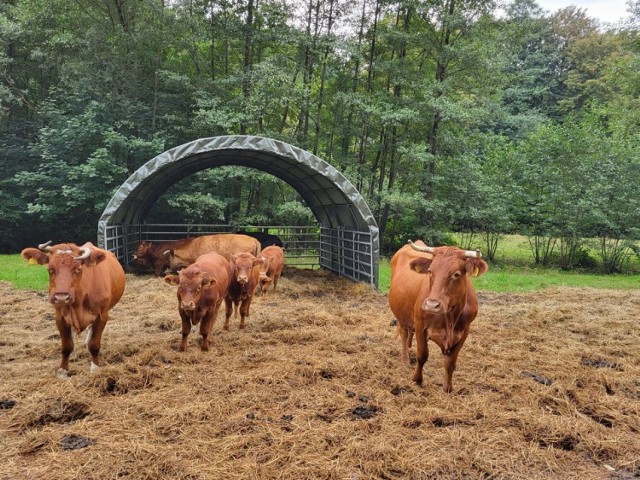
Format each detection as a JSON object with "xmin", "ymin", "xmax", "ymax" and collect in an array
[{"xmin": 533, "ymin": 0, "xmax": 631, "ymax": 24}]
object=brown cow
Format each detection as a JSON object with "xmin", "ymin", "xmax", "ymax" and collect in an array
[
  {"xmin": 164, "ymin": 252, "xmax": 231, "ymax": 352},
  {"xmin": 166, "ymin": 234, "xmax": 261, "ymax": 272},
  {"xmin": 224, "ymin": 252, "xmax": 263, "ymax": 330},
  {"xmin": 132, "ymin": 238, "xmax": 193, "ymax": 276},
  {"xmin": 257, "ymin": 245, "xmax": 285, "ymax": 297},
  {"xmin": 21, "ymin": 241, "xmax": 126, "ymax": 378},
  {"xmin": 388, "ymin": 240, "xmax": 488, "ymax": 392}
]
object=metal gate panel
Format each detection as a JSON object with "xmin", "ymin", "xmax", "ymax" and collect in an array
[{"xmin": 103, "ymin": 223, "xmax": 378, "ymax": 287}]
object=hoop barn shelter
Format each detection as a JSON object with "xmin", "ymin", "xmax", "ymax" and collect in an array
[{"xmin": 97, "ymin": 136, "xmax": 380, "ymax": 287}]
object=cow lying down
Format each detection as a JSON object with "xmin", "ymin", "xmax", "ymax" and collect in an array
[{"xmin": 21, "ymin": 241, "xmax": 126, "ymax": 378}]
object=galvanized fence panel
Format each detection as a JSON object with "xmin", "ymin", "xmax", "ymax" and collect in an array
[{"xmin": 103, "ymin": 223, "xmax": 377, "ymax": 287}]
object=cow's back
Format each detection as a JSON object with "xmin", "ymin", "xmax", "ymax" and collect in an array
[
  {"xmin": 261, "ymin": 245, "xmax": 285, "ymax": 272},
  {"xmin": 82, "ymin": 247, "xmax": 126, "ymax": 309},
  {"xmin": 388, "ymin": 244, "xmax": 431, "ymax": 330},
  {"xmin": 178, "ymin": 234, "xmax": 261, "ymax": 262},
  {"xmin": 194, "ymin": 252, "xmax": 231, "ymax": 297}
]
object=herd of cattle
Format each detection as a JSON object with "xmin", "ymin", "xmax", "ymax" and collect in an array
[{"xmin": 21, "ymin": 233, "xmax": 487, "ymax": 392}]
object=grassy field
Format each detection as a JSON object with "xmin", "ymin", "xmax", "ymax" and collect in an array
[
  {"xmin": 377, "ymin": 258, "xmax": 640, "ymax": 292},
  {"xmin": 5, "ymin": 252, "xmax": 639, "ymax": 294},
  {"xmin": 1, "ymin": 254, "xmax": 49, "ymax": 289},
  {"xmin": 377, "ymin": 233, "xmax": 639, "ymax": 292}
]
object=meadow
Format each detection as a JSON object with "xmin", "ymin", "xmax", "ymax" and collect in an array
[{"xmin": 4, "ymin": 234, "xmax": 640, "ymax": 293}]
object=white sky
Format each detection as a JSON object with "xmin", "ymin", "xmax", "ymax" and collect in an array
[{"xmin": 534, "ymin": 0, "xmax": 631, "ymax": 24}]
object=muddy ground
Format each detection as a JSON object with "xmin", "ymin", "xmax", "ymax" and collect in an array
[{"xmin": 1, "ymin": 267, "xmax": 639, "ymax": 479}]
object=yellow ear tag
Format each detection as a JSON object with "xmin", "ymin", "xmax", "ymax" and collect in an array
[
  {"xmin": 472, "ymin": 266, "xmax": 479, "ymax": 277},
  {"xmin": 28, "ymin": 258, "xmax": 39, "ymax": 265}
]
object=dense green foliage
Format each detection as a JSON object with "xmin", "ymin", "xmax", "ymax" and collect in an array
[{"xmin": 1, "ymin": 0, "xmax": 639, "ymax": 273}]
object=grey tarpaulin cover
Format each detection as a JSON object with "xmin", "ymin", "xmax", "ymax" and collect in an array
[{"xmin": 97, "ymin": 135, "xmax": 379, "ymax": 277}]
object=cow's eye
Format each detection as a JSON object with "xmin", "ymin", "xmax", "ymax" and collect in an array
[
  {"xmin": 74, "ymin": 268, "xmax": 82, "ymax": 274},
  {"xmin": 48, "ymin": 268, "xmax": 56, "ymax": 275},
  {"xmin": 452, "ymin": 271, "xmax": 462, "ymax": 280}
]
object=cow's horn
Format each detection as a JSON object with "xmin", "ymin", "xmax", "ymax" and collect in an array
[
  {"xmin": 408, "ymin": 240, "xmax": 436, "ymax": 253},
  {"xmin": 464, "ymin": 249, "xmax": 482, "ymax": 259},
  {"xmin": 38, "ymin": 240, "xmax": 53, "ymax": 252},
  {"xmin": 74, "ymin": 246, "xmax": 91, "ymax": 260}
]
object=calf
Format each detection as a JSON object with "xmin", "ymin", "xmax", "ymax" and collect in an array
[
  {"xmin": 388, "ymin": 240, "xmax": 488, "ymax": 392},
  {"xmin": 21, "ymin": 241, "xmax": 126, "ymax": 377},
  {"xmin": 225, "ymin": 252, "xmax": 263, "ymax": 330},
  {"xmin": 258, "ymin": 245, "xmax": 285, "ymax": 297},
  {"xmin": 164, "ymin": 252, "xmax": 231, "ymax": 352}
]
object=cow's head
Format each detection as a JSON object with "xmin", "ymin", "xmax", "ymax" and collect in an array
[
  {"xmin": 165, "ymin": 249, "xmax": 191, "ymax": 273},
  {"xmin": 133, "ymin": 241, "xmax": 153, "ymax": 262},
  {"xmin": 164, "ymin": 266, "xmax": 215, "ymax": 311},
  {"xmin": 258, "ymin": 255, "xmax": 272, "ymax": 281},
  {"xmin": 230, "ymin": 253, "xmax": 264, "ymax": 285},
  {"xmin": 408, "ymin": 241, "xmax": 488, "ymax": 315},
  {"xmin": 21, "ymin": 241, "xmax": 106, "ymax": 306}
]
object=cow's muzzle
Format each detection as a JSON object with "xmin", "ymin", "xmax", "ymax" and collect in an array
[
  {"xmin": 181, "ymin": 301, "xmax": 196, "ymax": 311},
  {"xmin": 237, "ymin": 275, "xmax": 248, "ymax": 284},
  {"xmin": 51, "ymin": 293, "xmax": 72, "ymax": 305},
  {"xmin": 423, "ymin": 298, "xmax": 444, "ymax": 314}
]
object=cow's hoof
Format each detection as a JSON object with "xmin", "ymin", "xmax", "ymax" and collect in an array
[
  {"xmin": 90, "ymin": 362, "xmax": 100, "ymax": 374},
  {"xmin": 57, "ymin": 368, "xmax": 69, "ymax": 379}
]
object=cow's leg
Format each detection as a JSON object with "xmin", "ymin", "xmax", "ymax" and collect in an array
[
  {"xmin": 398, "ymin": 325, "xmax": 411, "ymax": 365},
  {"xmin": 199, "ymin": 309, "xmax": 217, "ymax": 352},
  {"xmin": 87, "ymin": 313, "xmax": 108, "ymax": 373},
  {"xmin": 179, "ymin": 310, "xmax": 191, "ymax": 351},
  {"xmin": 56, "ymin": 311, "xmax": 73, "ymax": 378},
  {"xmin": 272, "ymin": 274, "xmax": 280, "ymax": 292},
  {"xmin": 239, "ymin": 298, "xmax": 252, "ymax": 329},
  {"xmin": 442, "ymin": 328, "xmax": 470, "ymax": 393},
  {"xmin": 412, "ymin": 325, "xmax": 429, "ymax": 385},
  {"xmin": 223, "ymin": 297, "xmax": 232, "ymax": 331}
]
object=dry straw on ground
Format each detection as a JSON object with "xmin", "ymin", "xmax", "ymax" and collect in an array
[{"xmin": 1, "ymin": 266, "xmax": 639, "ymax": 479}]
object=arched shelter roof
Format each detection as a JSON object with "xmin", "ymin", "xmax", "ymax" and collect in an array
[{"xmin": 97, "ymin": 135, "xmax": 379, "ymax": 247}]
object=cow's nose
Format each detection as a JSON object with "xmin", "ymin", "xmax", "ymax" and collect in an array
[
  {"xmin": 425, "ymin": 299, "xmax": 441, "ymax": 312},
  {"xmin": 52, "ymin": 293, "xmax": 71, "ymax": 304},
  {"xmin": 237, "ymin": 275, "xmax": 248, "ymax": 283},
  {"xmin": 181, "ymin": 301, "xmax": 196, "ymax": 310}
]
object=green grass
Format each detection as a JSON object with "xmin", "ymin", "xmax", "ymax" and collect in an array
[
  {"xmin": 377, "ymin": 257, "xmax": 640, "ymax": 293},
  {"xmin": 1, "ymin": 254, "xmax": 49, "ymax": 290},
  {"xmin": 2, "ymin": 249, "xmax": 639, "ymax": 293}
]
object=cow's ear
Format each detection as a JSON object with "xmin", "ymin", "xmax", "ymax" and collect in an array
[
  {"xmin": 230, "ymin": 254, "xmax": 238, "ymax": 263},
  {"xmin": 202, "ymin": 277, "xmax": 217, "ymax": 287},
  {"xmin": 410, "ymin": 257, "xmax": 432, "ymax": 274},
  {"xmin": 21, "ymin": 248, "xmax": 49, "ymax": 265},
  {"xmin": 164, "ymin": 275, "xmax": 179, "ymax": 285},
  {"xmin": 83, "ymin": 251, "xmax": 106, "ymax": 267},
  {"xmin": 466, "ymin": 258, "xmax": 489, "ymax": 277}
]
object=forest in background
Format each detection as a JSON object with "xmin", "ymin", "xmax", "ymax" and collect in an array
[{"xmin": 1, "ymin": 0, "xmax": 639, "ymax": 272}]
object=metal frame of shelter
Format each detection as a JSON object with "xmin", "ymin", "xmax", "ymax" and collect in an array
[{"xmin": 97, "ymin": 135, "xmax": 380, "ymax": 287}]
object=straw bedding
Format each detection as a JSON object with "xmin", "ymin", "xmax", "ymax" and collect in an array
[{"xmin": 1, "ymin": 267, "xmax": 639, "ymax": 479}]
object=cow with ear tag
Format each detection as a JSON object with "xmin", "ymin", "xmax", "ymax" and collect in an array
[
  {"xmin": 164, "ymin": 252, "xmax": 231, "ymax": 352},
  {"xmin": 388, "ymin": 240, "xmax": 488, "ymax": 393},
  {"xmin": 21, "ymin": 241, "xmax": 126, "ymax": 378}
]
